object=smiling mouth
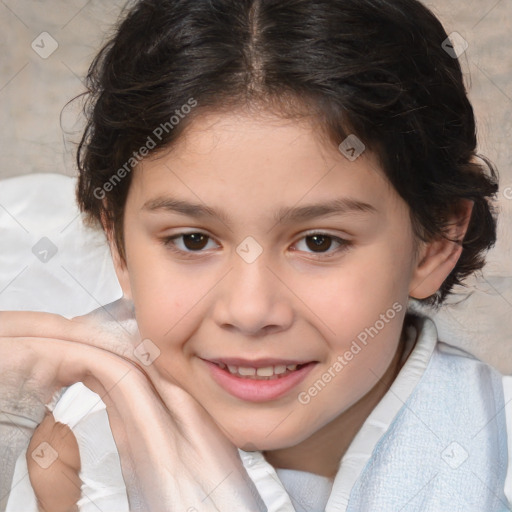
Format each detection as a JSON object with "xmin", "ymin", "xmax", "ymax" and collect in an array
[
  {"xmin": 203, "ymin": 359, "xmax": 318, "ymax": 402},
  {"xmin": 212, "ymin": 361, "xmax": 312, "ymax": 380}
]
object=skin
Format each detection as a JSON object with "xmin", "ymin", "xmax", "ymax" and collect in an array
[
  {"xmin": 12, "ymin": 310, "xmax": 269, "ymax": 512},
  {"xmin": 102, "ymin": 107, "xmax": 471, "ymax": 480},
  {"xmin": 27, "ymin": 413, "xmax": 81, "ymax": 512}
]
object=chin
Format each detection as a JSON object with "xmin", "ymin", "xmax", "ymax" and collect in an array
[
  {"xmin": 208, "ymin": 405, "xmax": 321, "ymax": 451},
  {"xmin": 229, "ymin": 428, "xmax": 311, "ymax": 452}
]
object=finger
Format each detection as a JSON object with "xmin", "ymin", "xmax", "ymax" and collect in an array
[
  {"xmin": 0, "ymin": 311, "xmax": 75, "ymax": 338},
  {"xmin": 0, "ymin": 311, "xmax": 168, "ymax": 394},
  {"xmin": 26, "ymin": 411, "xmax": 81, "ymax": 512},
  {"xmin": 0, "ymin": 312, "xmax": 102, "ymax": 353},
  {"xmin": 0, "ymin": 310, "xmax": 144, "ymax": 372},
  {"xmin": 0, "ymin": 334, "xmax": 149, "ymax": 409}
]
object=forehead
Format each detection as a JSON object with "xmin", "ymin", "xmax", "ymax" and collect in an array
[{"xmin": 128, "ymin": 109, "xmax": 399, "ymax": 221}]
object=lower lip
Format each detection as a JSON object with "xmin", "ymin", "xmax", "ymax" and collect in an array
[{"xmin": 203, "ymin": 360, "xmax": 317, "ymax": 402}]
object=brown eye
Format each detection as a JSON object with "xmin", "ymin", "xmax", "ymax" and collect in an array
[
  {"xmin": 293, "ymin": 232, "xmax": 351, "ymax": 258},
  {"xmin": 305, "ymin": 234, "xmax": 334, "ymax": 253},
  {"xmin": 181, "ymin": 233, "xmax": 209, "ymax": 251},
  {"xmin": 161, "ymin": 232, "xmax": 217, "ymax": 255},
  {"xmin": 161, "ymin": 231, "xmax": 351, "ymax": 260}
]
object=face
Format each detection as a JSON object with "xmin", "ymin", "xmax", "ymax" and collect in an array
[{"xmin": 110, "ymin": 109, "xmax": 457, "ymax": 450}]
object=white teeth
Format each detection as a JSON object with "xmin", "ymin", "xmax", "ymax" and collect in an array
[
  {"xmin": 238, "ymin": 366, "xmax": 256, "ymax": 376},
  {"xmin": 219, "ymin": 362, "xmax": 304, "ymax": 378},
  {"xmin": 256, "ymin": 366, "xmax": 274, "ymax": 377}
]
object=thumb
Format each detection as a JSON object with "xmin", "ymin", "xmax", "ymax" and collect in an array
[{"xmin": 26, "ymin": 411, "xmax": 82, "ymax": 512}]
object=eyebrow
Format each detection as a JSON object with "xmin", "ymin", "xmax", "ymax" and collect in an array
[{"xmin": 142, "ymin": 195, "xmax": 377, "ymax": 225}]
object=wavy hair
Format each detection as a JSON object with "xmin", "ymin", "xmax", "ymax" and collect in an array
[{"xmin": 76, "ymin": 0, "xmax": 499, "ymax": 306}]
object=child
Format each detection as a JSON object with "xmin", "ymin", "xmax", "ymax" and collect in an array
[{"xmin": 1, "ymin": 0, "xmax": 510, "ymax": 510}]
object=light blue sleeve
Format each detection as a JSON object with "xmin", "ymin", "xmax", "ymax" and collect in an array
[{"xmin": 502, "ymin": 375, "xmax": 512, "ymax": 510}]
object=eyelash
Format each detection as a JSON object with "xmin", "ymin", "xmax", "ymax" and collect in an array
[{"xmin": 159, "ymin": 231, "xmax": 352, "ymax": 260}]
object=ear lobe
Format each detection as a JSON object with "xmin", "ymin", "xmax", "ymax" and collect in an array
[{"xmin": 409, "ymin": 199, "xmax": 474, "ymax": 300}]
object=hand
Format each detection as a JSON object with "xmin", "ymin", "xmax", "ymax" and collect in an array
[{"xmin": 0, "ymin": 309, "xmax": 268, "ymax": 512}]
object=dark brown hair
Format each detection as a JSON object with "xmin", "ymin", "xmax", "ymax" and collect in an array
[{"xmin": 76, "ymin": 0, "xmax": 499, "ymax": 306}]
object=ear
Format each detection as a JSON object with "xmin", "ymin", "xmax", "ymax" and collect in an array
[
  {"xmin": 101, "ymin": 212, "xmax": 133, "ymax": 300},
  {"xmin": 409, "ymin": 199, "xmax": 474, "ymax": 300}
]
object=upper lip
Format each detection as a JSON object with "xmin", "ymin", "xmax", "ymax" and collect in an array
[{"xmin": 203, "ymin": 357, "xmax": 316, "ymax": 368}]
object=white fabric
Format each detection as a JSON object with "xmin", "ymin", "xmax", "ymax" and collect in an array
[
  {"xmin": 504, "ymin": 376, "xmax": 512, "ymax": 508},
  {"xmin": 274, "ymin": 468, "xmax": 333, "ymax": 512},
  {"xmin": 0, "ymin": 173, "xmax": 122, "ymax": 318},
  {"xmin": 5, "ymin": 384, "xmax": 129, "ymax": 512},
  {"xmin": 6, "ymin": 307, "xmax": 512, "ymax": 511}
]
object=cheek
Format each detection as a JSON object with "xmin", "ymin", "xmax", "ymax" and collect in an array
[
  {"xmin": 290, "ymin": 246, "xmax": 409, "ymax": 396},
  {"xmin": 291, "ymin": 246, "xmax": 410, "ymax": 339},
  {"xmin": 125, "ymin": 236, "xmax": 195, "ymax": 339}
]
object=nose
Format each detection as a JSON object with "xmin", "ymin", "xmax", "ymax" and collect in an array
[{"xmin": 212, "ymin": 251, "xmax": 294, "ymax": 337}]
